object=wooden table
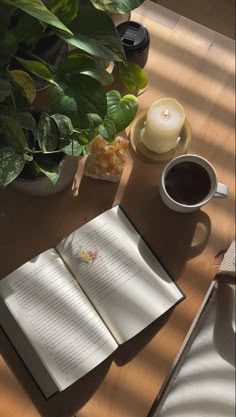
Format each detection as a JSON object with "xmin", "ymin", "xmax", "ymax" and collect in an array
[{"xmin": 0, "ymin": 2, "xmax": 235, "ymax": 417}]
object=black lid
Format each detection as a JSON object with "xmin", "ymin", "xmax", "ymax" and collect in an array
[{"xmin": 117, "ymin": 21, "xmax": 150, "ymax": 54}]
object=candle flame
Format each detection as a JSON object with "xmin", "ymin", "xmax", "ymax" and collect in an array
[{"xmin": 164, "ymin": 109, "xmax": 169, "ymax": 117}]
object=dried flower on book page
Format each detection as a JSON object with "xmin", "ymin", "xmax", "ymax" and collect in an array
[{"xmin": 78, "ymin": 247, "xmax": 98, "ymax": 263}]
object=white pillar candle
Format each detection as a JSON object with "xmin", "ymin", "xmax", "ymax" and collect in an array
[{"xmin": 141, "ymin": 98, "xmax": 185, "ymax": 153}]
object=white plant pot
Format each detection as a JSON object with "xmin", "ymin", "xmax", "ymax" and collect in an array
[{"xmin": 11, "ymin": 156, "xmax": 78, "ymax": 197}]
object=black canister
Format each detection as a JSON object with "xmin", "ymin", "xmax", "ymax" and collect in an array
[{"xmin": 117, "ymin": 21, "xmax": 150, "ymax": 68}]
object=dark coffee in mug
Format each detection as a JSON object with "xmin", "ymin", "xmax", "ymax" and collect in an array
[{"xmin": 165, "ymin": 161, "xmax": 212, "ymax": 205}]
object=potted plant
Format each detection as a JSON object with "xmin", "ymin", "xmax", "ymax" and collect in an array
[
  {"xmin": 0, "ymin": 0, "xmax": 147, "ymax": 195},
  {"xmin": 0, "ymin": 71, "xmax": 139, "ymax": 195}
]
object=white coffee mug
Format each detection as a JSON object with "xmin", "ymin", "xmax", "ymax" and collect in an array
[{"xmin": 160, "ymin": 154, "xmax": 228, "ymax": 213}]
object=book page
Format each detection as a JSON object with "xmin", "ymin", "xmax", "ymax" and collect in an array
[
  {"xmin": 0, "ymin": 249, "xmax": 118, "ymax": 392},
  {"xmin": 218, "ymin": 238, "xmax": 235, "ymax": 275},
  {"xmin": 0, "ymin": 298, "xmax": 58, "ymax": 398},
  {"xmin": 57, "ymin": 206, "xmax": 184, "ymax": 344}
]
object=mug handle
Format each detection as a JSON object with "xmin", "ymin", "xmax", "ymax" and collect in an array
[{"xmin": 214, "ymin": 182, "xmax": 228, "ymax": 198}]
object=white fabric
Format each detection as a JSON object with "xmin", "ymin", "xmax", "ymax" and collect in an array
[{"xmin": 153, "ymin": 282, "xmax": 235, "ymax": 417}]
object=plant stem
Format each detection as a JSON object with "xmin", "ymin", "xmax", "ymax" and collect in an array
[{"xmin": 25, "ymin": 147, "xmax": 65, "ymax": 155}]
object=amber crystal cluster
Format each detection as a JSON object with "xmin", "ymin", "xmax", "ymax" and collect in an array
[{"xmin": 84, "ymin": 135, "xmax": 129, "ymax": 182}]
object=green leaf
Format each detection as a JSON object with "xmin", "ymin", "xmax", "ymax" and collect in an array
[
  {"xmin": 58, "ymin": 52, "xmax": 113, "ymax": 86},
  {"xmin": 57, "ymin": 138, "xmax": 71, "ymax": 150},
  {"xmin": 68, "ymin": 74, "xmax": 107, "ymax": 122},
  {"xmin": 48, "ymin": 81, "xmax": 79, "ymax": 126},
  {"xmin": 8, "ymin": 69, "xmax": 36, "ymax": 105},
  {"xmin": 98, "ymin": 119, "xmax": 116, "ymax": 142},
  {"xmin": 0, "ymin": 3, "xmax": 14, "ymax": 39},
  {"xmin": 86, "ymin": 113, "xmax": 103, "ymax": 139},
  {"xmin": 34, "ymin": 154, "xmax": 60, "ymax": 184},
  {"xmin": 48, "ymin": 74, "xmax": 107, "ymax": 128},
  {"xmin": 16, "ymin": 57, "xmax": 54, "ymax": 82},
  {"xmin": 63, "ymin": 134, "xmax": 84, "ymax": 156},
  {"xmin": 0, "ymin": 115, "xmax": 27, "ymax": 150},
  {"xmin": 106, "ymin": 90, "xmax": 138, "ymax": 132},
  {"xmin": 73, "ymin": 131, "xmax": 89, "ymax": 145},
  {"xmin": 50, "ymin": 114, "xmax": 74, "ymax": 138},
  {"xmin": 11, "ymin": 112, "xmax": 37, "ymax": 139},
  {"xmin": 87, "ymin": 113, "xmax": 103, "ymax": 129},
  {"xmin": 118, "ymin": 62, "xmax": 148, "ymax": 91},
  {"xmin": 4, "ymin": 0, "xmax": 73, "ymax": 35},
  {"xmin": 50, "ymin": 114, "xmax": 74, "ymax": 150},
  {"xmin": 0, "ymin": 80, "xmax": 11, "ymax": 103},
  {"xmin": 0, "ymin": 32, "xmax": 17, "ymax": 69},
  {"xmin": 0, "ymin": 147, "xmax": 25, "ymax": 187},
  {"xmin": 90, "ymin": 0, "xmax": 145, "ymax": 13},
  {"xmin": 58, "ymin": 6, "xmax": 126, "ymax": 62},
  {"xmin": 37, "ymin": 113, "xmax": 59, "ymax": 152},
  {"xmin": 10, "ymin": 13, "xmax": 44, "ymax": 45},
  {"xmin": 43, "ymin": 0, "xmax": 78, "ymax": 25}
]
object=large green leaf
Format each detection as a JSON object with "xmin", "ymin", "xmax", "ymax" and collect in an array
[
  {"xmin": 106, "ymin": 90, "xmax": 138, "ymax": 132},
  {"xmin": 37, "ymin": 113, "xmax": 59, "ymax": 152},
  {"xmin": 48, "ymin": 82, "xmax": 79, "ymax": 127},
  {"xmin": 10, "ymin": 13, "xmax": 45, "ymax": 45},
  {"xmin": 68, "ymin": 74, "xmax": 107, "ymax": 121},
  {"xmin": 4, "ymin": 0, "xmax": 72, "ymax": 34},
  {"xmin": 8, "ymin": 69, "xmax": 36, "ymax": 106},
  {"xmin": 58, "ymin": 6, "xmax": 126, "ymax": 62},
  {"xmin": 0, "ymin": 147, "xmax": 25, "ymax": 187},
  {"xmin": 91, "ymin": 0, "xmax": 145, "ymax": 13},
  {"xmin": 0, "ymin": 115, "xmax": 27, "ymax": 151},
  {"xmin": 48, "ymin": 74, "xmax": 107, "ymax": 128},
  {"xmin": 34, "ymin": 154, "xmax": 60, "ymax": 184},
  {"xmin": 50, "ymin": 114, "xmax": 74, "ymax": 138},
  {"xmin": 43, "ymin": 0, "xmax": 78, "ymax": 25},
  {"xmin": 58, "ymin": 51, "xmax": 113, "ymax": 86},
  {"xmin": 90, "ymin": 0, "xmax": 145, "ymax": 13},
  {"xmin": 16, "ymin": 57, "xmax": 54, "ymax": 82}
]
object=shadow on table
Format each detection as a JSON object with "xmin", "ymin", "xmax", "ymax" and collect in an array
[
  {"xmin": 0, "ymin": 328, "xmax": 114, "ymax": 417},
  {"xmin": 119, "ymin": 152, "xmax": 212, "ymax": 281},
  {"xmin": 72, "ymin": 166, "xmax": 120, "ymax": 214},
  {"xmin": 114, "ymin": 307, "xmax": 173, "ymax": 366}
]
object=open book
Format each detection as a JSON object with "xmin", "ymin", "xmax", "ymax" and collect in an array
[{"xmin": 0, "ymin": 205, "xmax": 184, "ymax": 398}]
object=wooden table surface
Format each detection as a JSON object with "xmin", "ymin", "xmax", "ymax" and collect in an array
[{"xmin": 0, "ymin": 2, "xmax": 235, "ymax": 417}]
